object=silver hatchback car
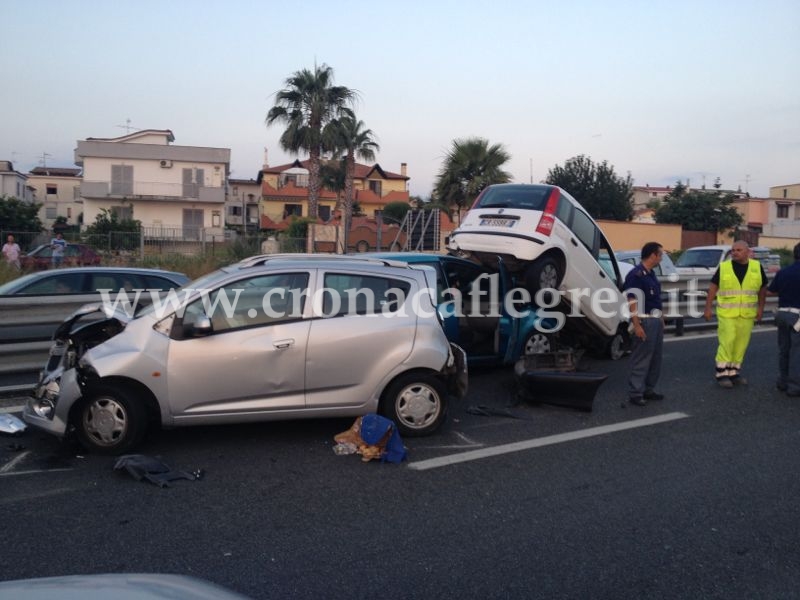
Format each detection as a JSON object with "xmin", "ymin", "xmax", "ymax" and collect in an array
[{"xmin": 25, "ymin": 255, "xmax": 468, "ymax": 454}]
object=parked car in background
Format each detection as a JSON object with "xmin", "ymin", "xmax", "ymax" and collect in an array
[
  {"xmin": 21, "ymin": 243, "xmax": 101, "ymax": 269},
  {"xmin": 674, "ymin": 244, "xmax": 731, "ymax": 276},
  {"xmin": 0, "ymin": 267, "xmax": 190, "ymax": 343},
  {"xmin": 25, "ymin": 255, "xmax": 467, "ymax": 453},
  {"xmin": 615, "ymin": 249, "xmax": 677, "ymax": 279},
  {"xmin": 0, "ymin": 267, "xmax": 189, "ymax": 297},
  {"xmin": 364, "ymin": 252, "xmax": 558, "ymax": 364},
  {"xmin": 447, "ymin": 183, "xmax": 628, "ymax": 349}
]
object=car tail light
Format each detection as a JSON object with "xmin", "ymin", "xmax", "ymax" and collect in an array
[{"xmin": 535, "ymin": 188, "xmax": 560, "ymax": 236}]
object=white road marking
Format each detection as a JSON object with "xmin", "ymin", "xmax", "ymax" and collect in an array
[
  {"xmin": 665, "ymin": 327, "xmax": 773, "ymax": 343},
  {"xmin": 408, "ymin": 412, "xmax": 690, "ymax": 471},
  {"xmin": 0, "ymin": 468, "xmax": 73, "ymax": 478},
  {"xmin": 0, "ymin": 450, "xmax": 31, "ymax": 473}
]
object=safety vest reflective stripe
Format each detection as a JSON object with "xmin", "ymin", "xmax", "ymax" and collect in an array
[{"xmin": 716, "ymin": 260, "xmax": 761, "ymax": 318}]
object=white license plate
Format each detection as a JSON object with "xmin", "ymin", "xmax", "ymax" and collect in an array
[{"xmin": 479, "ymin": 218, "xmax": 515, "ymax": 227}]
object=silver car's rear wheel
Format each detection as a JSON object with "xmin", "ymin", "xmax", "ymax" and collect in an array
[
  {"xmin": 75, "ymin": 385, "xmax": 146, "ymax": 455},
  {"xmin": 380, "ymin": 373, "xmax": 447, "ymax": 437}
]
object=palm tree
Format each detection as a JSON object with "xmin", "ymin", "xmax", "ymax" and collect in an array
[
  {"xmin": 327, "ymin": 115, "xmax": 380, "ymax": 251},
  {"xmin": 266, "ymin": 63, "xmax": 356, "ymax": 219},
  {"xmin": 434, "ymin": 137, "xmax": 512, "ymax": 221}
]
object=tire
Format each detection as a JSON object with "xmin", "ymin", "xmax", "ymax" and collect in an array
[
  {"xmin": 355, "ymin": 240, "xmax": 370, "ymax": 253},
  {"xmin": 380, "ymin": 372, "xmax": 447, "ymax": 437},
  {"xmin": 524, "ymin": 256, "xmax": 562, "ymax": 296},
  {"xmin": 389, "ymin": 241, "xmax": 403, "ymax": 251},
  {"xmin": 607, "ymin": 331, "xmax": 626, "ymax": 361},
  {"xmin": 74, "ymin": 384, "xmax": 147, "ymax": 455},
  {"xmin": 522, "ymin": 331, "xmax": 553, "ymax": 355}
]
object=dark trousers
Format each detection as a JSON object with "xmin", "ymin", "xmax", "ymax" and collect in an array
[
  {"xmin": 628, "ymin": 318, "xmax": 664, "ymax": 400},
  {"xmin": 775, "ymin": 311, "xmax": 800, "ymax": 394}
]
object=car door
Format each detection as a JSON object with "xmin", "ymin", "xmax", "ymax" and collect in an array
[
  {"xmin": 165, "ymin": 271, "xmax": 312, "ymax": 419},
  {"xmin": 563, "ymin": 209, "xmax": 621, "ymax": 336},
  {"xmin": 304, "ymin": 270, "xmax": 415, "ymax": 408}
]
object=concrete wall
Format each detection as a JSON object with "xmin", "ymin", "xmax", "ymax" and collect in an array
[
  {"xmin": 758, "ymin": 235, "xmax": 799, "ymax": 251},
  {"xmin": 769, "ymin": 184, "xmax": 800, "ymax": 200},
  {"xmin": 596, "ymin": 220, "xmax": 683, "ymax": 253}
]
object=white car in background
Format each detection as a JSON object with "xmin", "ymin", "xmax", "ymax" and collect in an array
[{"xmin": 673, "ymin": 244, "xmax": 731, "ymax": 276}]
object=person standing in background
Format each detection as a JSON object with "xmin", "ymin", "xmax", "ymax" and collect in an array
[
  {"xmin": 50, "ymin": 232, "xmax": 67, "ymax": 268},
  {"xmin": 2, "ymin": 234, "xmax": 21, "ymax": 270},
  {"xmin": 767, "ymin": 242, "xmax": 800, "ymax": 396}
]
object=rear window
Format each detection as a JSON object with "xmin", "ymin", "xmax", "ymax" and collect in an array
[{"xmin": 475, "ymin": 185, "xmax": 552, "ymax": 210}]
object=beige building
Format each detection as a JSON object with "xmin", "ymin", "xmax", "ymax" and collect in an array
[
  {"xmin": 75, "ymin": 129, "xmax": 230, "ymax": 237},
  {"xmin": 227, "ymin": 177, "xmax": 261, "ymax": 230},
  {"xmin": 259, "ymin": 157, "xmax": 410, "ymax": 223},
  {"xmin": 27, "ymin": 167, "xmax": 83, "ymax": 229}
]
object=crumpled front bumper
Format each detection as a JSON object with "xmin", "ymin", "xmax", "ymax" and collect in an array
[{"xmin": 23, "ymin": 368, "xmax": 83, "ymax": 437}]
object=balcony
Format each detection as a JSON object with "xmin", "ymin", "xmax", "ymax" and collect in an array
[{"xmin": 80, "ymin": 180, "xmax": 225, "ymax": 203}]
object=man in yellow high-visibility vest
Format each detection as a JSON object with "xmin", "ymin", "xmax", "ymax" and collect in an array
[{"xmin": 704, "ymin": 241, "xmax": 767, "ymax": 388}]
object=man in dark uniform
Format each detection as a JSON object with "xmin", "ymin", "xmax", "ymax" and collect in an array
[
  {"xmin": 623, "ymin": 242, "xmax": 665, "ymax": 406},
  {"xmin": 767, "ymin": 242, "xmax": 800, "ymax": 396}
]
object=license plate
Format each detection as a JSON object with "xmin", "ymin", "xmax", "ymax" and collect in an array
[{"xmin": 480, "ymin": 218, "xmax": 515, "ymax": 227}]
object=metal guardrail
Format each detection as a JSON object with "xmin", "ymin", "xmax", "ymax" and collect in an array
[{"xmin": 0, "ymin": 281, "xmax": 780, "ymax": 396}]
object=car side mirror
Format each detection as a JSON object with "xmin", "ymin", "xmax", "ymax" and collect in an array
[{"xmin": 184, "ymin": 315, "xmax": 213, "ymax": 337}]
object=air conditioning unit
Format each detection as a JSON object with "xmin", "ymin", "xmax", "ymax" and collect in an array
[{"xmin": 159, "ymin": 159, "xmax": 173, "ymax": 168}]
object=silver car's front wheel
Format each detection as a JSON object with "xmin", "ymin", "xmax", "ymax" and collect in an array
[
  {"xmin": 75, "ymin": 385, "xmax": 146, "ymax": 455},
  {"xmin": 380, "ymin": 373, "xmax": 447, "ymax": 437}
]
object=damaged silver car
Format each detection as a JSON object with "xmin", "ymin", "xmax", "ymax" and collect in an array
[{"xmin": 24, "ymin": 255, "xmax": 468, "ymax": 454}]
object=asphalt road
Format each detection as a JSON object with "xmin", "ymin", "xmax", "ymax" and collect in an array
[{"xmin": 1, "ymin": 327, "xmax": 798, "ymax": 599}]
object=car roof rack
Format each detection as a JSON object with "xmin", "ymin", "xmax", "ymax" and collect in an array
[{"xmin": 236, "ymin": 253, "xmax": 411, "ymax": 269}]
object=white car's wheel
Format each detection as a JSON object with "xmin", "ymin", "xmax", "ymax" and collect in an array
[
  {"xmin": 524, "ymin": 257, "xmax": 562, "ymax": 294},
  {"xmin": 607, "ymin": 332, "xmax": 626, "ymax": 361}
]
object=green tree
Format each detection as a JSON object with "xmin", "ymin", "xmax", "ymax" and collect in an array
[
  {"xmin": 326, "ymin": 115, "xmax": 379, "ymax": 250},
  {"xmin": 545, "ymin": 155, "xmax": 633, "ymax": 220},
  {"xmin": 434, "ymin": 138, "xmax": 511, "ymax": 220},
  {"xmin": 0, "ymin": 195, "xmax": 43, "ymax": 231},
  {"xmin": 653, "ymin": 181, "xmax": 743, "ymax": 232},
  {"xmin": 84, "ymin": 208, "xmax": 142, "ymax": 251},
  {"xmin": 381, "ymin": 201, "xmax": 411, "ymax": 225},
  {"xmin": 319, "ymin": 159, "xmax": 346, "ymax": 214},
  {"xmin": 266, "ymin": 63, "xmax": 356, "ymax": 220}
]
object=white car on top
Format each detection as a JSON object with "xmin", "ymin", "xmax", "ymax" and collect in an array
[{"xmin": 447, "ymin": 183, "xmax": 628, "ymax": 347}]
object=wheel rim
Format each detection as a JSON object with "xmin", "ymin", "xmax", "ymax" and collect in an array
[
  {"xmin": 356, "ymin": 241, "xmax": 369, "ymax": 253},
  {"xmin": 524, "ymin": 333, "xmax": 552, "ymax": 355},
  {"xmin": 395, "ymin": 383, "xmax": 441, "ymax": 430},
  {"xmin": 540, "ymin": 263, "xmax": 559, "ymax": 289},
  {"xmin": 609, "ymin": 334, "xmax": 624, "ymax": 360},
  {"xmin": 83, "ymin": 397, "xmax": 128, "ymax": 447}
]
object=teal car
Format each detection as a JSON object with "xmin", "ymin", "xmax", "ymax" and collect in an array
[{"xmin": 365, "ymin": 253, "xmax": 556, "ymax": 366}]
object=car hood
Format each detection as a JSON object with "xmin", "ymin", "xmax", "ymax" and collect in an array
[{"xmin": 53, "ymin": 302, "xmax": 136, "ymax": 339}]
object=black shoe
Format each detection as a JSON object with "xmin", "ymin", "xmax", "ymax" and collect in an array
[
  {"xmin": 644, "ymin": 391, "xmax": 664, "ymax": 401},
  {"xmin": 629, "ymin": 397, "xmax": 647, "ymax": 406}
]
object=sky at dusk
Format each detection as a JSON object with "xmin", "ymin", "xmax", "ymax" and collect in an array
[{"xmin": 2, "ymin": 0, "xmax": 798, "ymax": 198}]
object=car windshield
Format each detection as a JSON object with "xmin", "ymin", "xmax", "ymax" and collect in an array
[
  {"xmin": 676, "ymin": 249, "xmax": 724, "ymax": 268},
  {"xmin": 475, "ymin": 185, "xmax": 551, "ymax": 210}
]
